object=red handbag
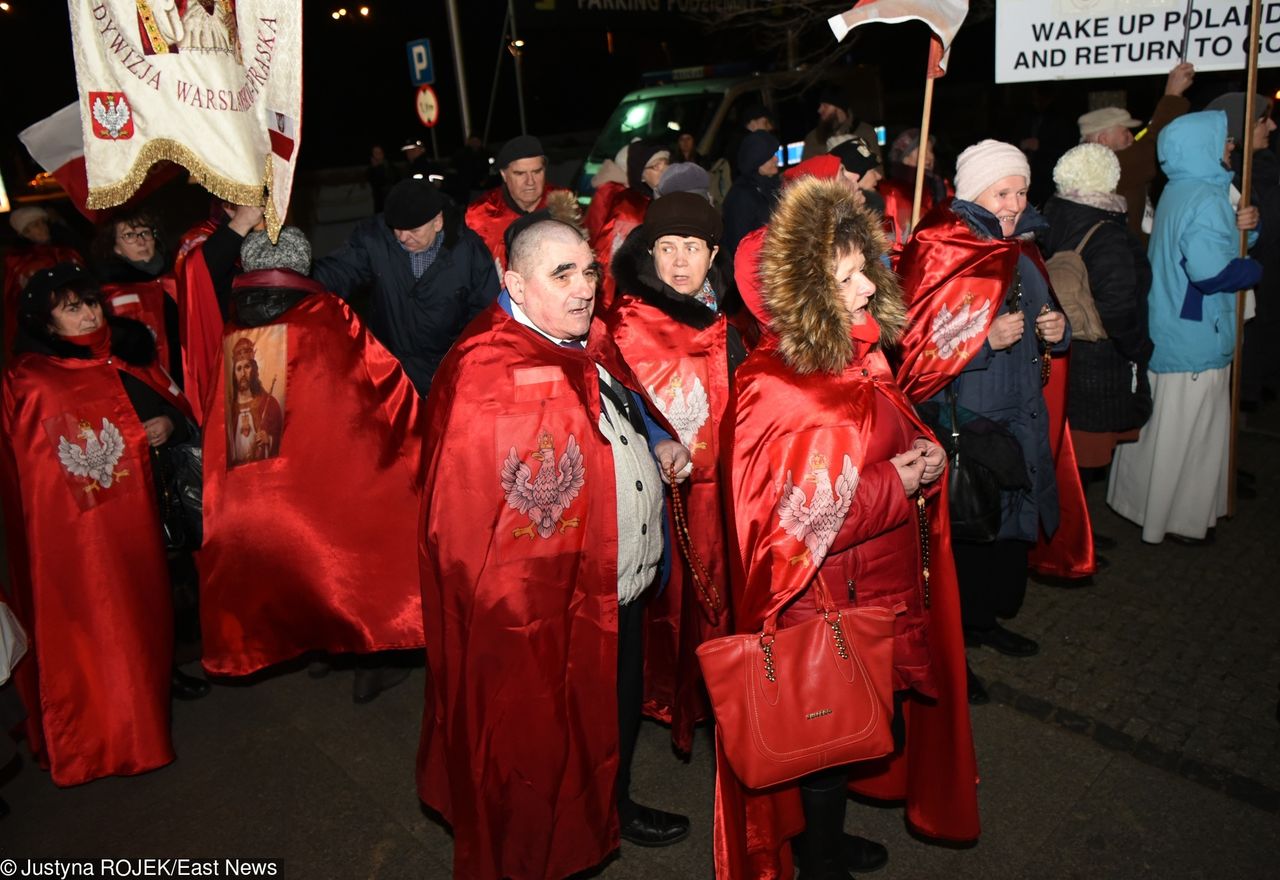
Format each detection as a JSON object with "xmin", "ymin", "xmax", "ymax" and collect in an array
[{"xmin": 695, "ymin": 575, "xmax": 897, "ymax": 790}]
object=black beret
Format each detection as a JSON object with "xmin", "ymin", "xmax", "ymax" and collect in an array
[
  {"xmin": 383, "ymin": 178, "xmax": 445, "ymax": 230},
  {"xmin": 496, "ymin": 134, "xmax": 545, "ymax": 169},
  {"xmin": 21, "ymin": 262, "xmax": 94, "ymax": 311}
]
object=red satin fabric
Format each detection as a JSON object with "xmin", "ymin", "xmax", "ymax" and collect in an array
[
  {"xmin": 603, "ymin": 293, "xmax": 733, "ymax": 753},
  {"xmin": 895, "ymin": 205, "xmax": 1094, "ymax": 577},
  {"xmin": 878, "ymin": 175, "xmax": 954, "ymax": 266},
  {"xmin": 1028, "ymin": 353, "xmax": 1097, "ymax": 577},
  {"xmin": 0, "ymin": 345, "xmax": 187, "ymax": 786},
  {"xmin": 894, "ymin": 206, "xmax": 1020, "ymax": 403},
  {"xmin": 589, "ymin": 186, "xmax": 648, "ymax": 307},
  {"xmin": 197, "ymin": 279, "xmax": 426, "ymax": 676},
  {"xmin": 464, "ymin": 185, "xmax": 572, "ymax": 272},
  {"xmin": 102, "ymin": 277, "xmax": 177, "ymax": 378},
  {"xmin": 418, "ymin": 303, "xmax": 660, "ymax": 880},
  {"xmin": 717, "ymin": 336, "xmax": 978, "ymax": 877},
  {"xmin": 173, "ymin": 219, "xmax": 223, "ymax": 425},
  {"xmin": 4, "ymin": 245, "xmax": 85, "ymax": 355}
]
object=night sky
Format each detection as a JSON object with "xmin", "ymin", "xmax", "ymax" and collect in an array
[{"xmin": 0, "ymin": 1, "xmax": 1272, "ymax": 190}]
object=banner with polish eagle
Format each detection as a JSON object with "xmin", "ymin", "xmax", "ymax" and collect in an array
[
  {"xmin": 66, "ymin": 1, "xmax": 301, "ymax": 238},
  {"xmin": 828, "ymin": 0, "xmax": 969, "ymax": 77}
]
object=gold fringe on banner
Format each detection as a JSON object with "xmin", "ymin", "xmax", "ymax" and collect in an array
[{"xmin": 85, "ymin": 137, "xmax": 282, "ymax": 241}]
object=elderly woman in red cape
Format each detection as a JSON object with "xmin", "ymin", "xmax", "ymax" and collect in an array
[
  {"xmin": 605, "ymin": 192, "xmax": 744, "ymax": 755},
  {"xmin": 720, "ymin": 178, "xmax": 978, "ymax": 879},
  {"xmin": 1, "ymin": 263, "xmax": 194, "ymax": 786},
  {"xmin": 893, "ymin": 140, "xmax": 1093, "ymax": 701}
]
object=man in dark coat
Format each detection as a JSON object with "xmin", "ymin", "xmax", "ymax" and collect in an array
[{"xmin": 312, "ymin": 178, "xmax": 500, "ymax": 395}]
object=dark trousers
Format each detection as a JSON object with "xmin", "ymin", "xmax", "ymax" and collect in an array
[
  {"xmin": 616, "ymin": 594, "xmax": 644, "ymax": 820},
  {"xmin": 952, "ymin": 539, "xmax": 1031, "ymax": 631}
]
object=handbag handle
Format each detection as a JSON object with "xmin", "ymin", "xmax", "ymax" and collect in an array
[{"xmin": 758, "ymin": 573, "xmax": 849, "ymax": 683}]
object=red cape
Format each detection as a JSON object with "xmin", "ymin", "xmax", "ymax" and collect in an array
[
  {"xmin": 878, "ymin": 173, "xmax": 953, "ymax": 266},
  {"xmin": 603, "ymin": 293, "xmax": 733, "ymax": 754},
  {"xmin": 418, "ymin": 301, "xmax": 661, "ymax": 880},
  {"xmin": 197, "ymin": 273, "xmax": 426, "ymax": 675},
  {"xmin": 894, "ymin": 205, "xmax": 1094, "ymax": 577},
  {"xmin": 716, "ymin": 336, "xmax": 979, "ymax": 878},
  {"xmin": 588, "ymin": 185, "xmax": 649, "ymax": 306},
  {"xmin": 1, "ymin": 343, "xmax": 187, "ymax": 786},
  {"xmin": 173, "ymin": 218, "xmax": 224, "ymax": 425},
  {"xmin": 464, "ymin": 184, "xmax": 571, "ymax": 273},
  {"xmin": 4, "ymin": 245, "xmax": 84, "ymax": 355},
  {"xmin": 102, "ymin": 277, "xmax": 177, "ymax": 380}
]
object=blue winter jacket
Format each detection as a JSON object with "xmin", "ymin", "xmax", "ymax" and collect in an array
[
  {"xmin": 932, "ymin": 201, "xmax": 1070, "ymax": 543},
  {"xmin": 1147, "ymin": 111, "xmax": 1261, "ymax": 374}
]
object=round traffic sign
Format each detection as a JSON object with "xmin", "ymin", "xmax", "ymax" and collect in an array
[{"xmin": 415, "ymin": 84, "xmax": 440, "ymax": 128}]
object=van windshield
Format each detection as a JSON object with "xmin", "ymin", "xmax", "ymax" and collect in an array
[{"xmin": 590, "ymin": 93, "xmax": 725, "ymax": 163}]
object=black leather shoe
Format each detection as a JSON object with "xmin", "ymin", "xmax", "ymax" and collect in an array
[
  {"xmin": 965, "ymin": 625, "xmax": 1039, "ymax": 657},
  {"xmin": 843, "ymin": 834, "xmax": 888, "ymax": 872},
  {"xmin": 619, "ymin": 803, "xmax": 690, "ymax": 847},
  {"xmin": 967, "ymin": 663, "xmax": 990, "ymax": 705},
  {"xmin": 352, "ymin": 665, "xmax": 410, "ymax": 704},
  {"xmin": 1091, "ymin": 532, "xmax": 1117, "ymax": 551},
  {"xmin": 171, "ymin": 667, "xmax": 212, "ymax": 701}
]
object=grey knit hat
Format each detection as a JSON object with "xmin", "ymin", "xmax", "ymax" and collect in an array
[
  {"xmin": 241, "ymin": 226, "xmax": 312, "ymax": 275},
  {"xmin": 1204, "ymin": 92, "xmax": 1273, "ymax": 144}
]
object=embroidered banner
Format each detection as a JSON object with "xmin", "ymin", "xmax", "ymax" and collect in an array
[{"xmin": 68, "ymin": 1, "xmax": 302, "ymax": 237}]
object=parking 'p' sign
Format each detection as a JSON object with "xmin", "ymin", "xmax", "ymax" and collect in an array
[{"xmin": 406, "ymin": 38, "xmax": 434, "ymax": 86}]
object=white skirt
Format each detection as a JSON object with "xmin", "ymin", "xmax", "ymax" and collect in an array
[{"xmin": 1106, "ymin": 366, "xmax": 1230, "ymax": 543}]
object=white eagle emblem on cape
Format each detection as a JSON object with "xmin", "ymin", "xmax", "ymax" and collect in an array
[
  {"xmin": 92, "ymin": 96, "xmax": 131, "ymax": 140},
  {"xmin": 931, "ymin": 297, "xmax": 991, "ymax": 359},
  {"xmin": 501, "ymin": 431, "xmax": 586, "ymax": 539},
  {"xmin": 648, "ymin": 372, "xmax": 709, "ymax": 451},
  {"xmin": 777, "ymin": 453, "xmax": 858, "ymax": 568},
  {"xmin": 57, "ymin": 418, "xmax": 129, "ymax": 492}
]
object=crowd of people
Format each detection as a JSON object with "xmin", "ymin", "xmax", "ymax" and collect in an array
[{"xmin": 0, "ymin": 61, "xmax": 1275, "ymax": 879}]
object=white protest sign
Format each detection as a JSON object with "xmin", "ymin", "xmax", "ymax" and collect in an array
[{"xmin": 996, "ymin": 0, "xmax": 1280, "ymax": 83}]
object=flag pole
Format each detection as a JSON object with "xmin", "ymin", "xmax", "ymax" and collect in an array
[
  {"xmin": 910, "ymin": 53, "xmax": 936, "ymax": 229},
  {"xmin": 1228, "ymin": 0, "xmax": 1262, "ymax": 517}
]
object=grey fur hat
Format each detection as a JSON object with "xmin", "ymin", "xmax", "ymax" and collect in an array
[{"xmin": 241, "ymin": 226, "xmax": 312, "ymax": 275}]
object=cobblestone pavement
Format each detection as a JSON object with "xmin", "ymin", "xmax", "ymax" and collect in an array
[{"xmin": 971, "ymin": 400, "xmax": 1280, "ymax": 809}]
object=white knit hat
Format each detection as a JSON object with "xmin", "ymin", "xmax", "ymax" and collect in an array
[
  {"xmin": 1053, "ymin": 143, "xmax": 1120, "ymax": 196},
  {"xmin": 9, "ymin": 205, "xmax": 49, "ymax": 236},
  {"xmin": 954, "ymin": 139, "xmax": 1031, "ymax": 202}
]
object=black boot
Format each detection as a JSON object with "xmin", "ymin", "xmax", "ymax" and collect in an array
[
  {"xmin": 352, "ymin": 654, "xmax": 409, "ymax": 703},
  {"xmin": 797, "ymin": 772, "xmax": 856, "ymax": 880},
  {"xmin": 171, "ymin": 666, "xmax": 212, "ymax": 701}
]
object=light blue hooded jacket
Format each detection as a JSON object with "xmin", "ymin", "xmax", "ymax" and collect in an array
[{"xmin": 1147, "ymin": 111, "xmax": 1261, "ymax": 374}]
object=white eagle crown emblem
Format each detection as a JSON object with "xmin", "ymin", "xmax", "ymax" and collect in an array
[
  {"xmin": 57, "ymin": 417, "xmax": 128, "ymax": 492},
  {"xmin": 777, "ymin": 452, "xmax": 859, "ymax": 568},
  {"xmin": 501, "ymin": 431, "xmax": 586, "ymax": 539},
  {"xmin": 92, "ymin": 95, "xmax": 131, "ymax": 140},
  {"xmin": 648, "ymin": 372, "xmax": 710, "ymax": 451},
  {"xmin": 931, "ymin": 297, "xmax": 991, "ymax": 359}
]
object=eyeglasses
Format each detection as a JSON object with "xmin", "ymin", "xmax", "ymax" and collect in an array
[{"xmin": 118, "ymin": 229, "xmax": 155, "ymax": 243}]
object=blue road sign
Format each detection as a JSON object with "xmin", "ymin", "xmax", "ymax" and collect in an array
[{"xmin": 406, "ymin": 39, "xmax": 434, "ymax": 86}]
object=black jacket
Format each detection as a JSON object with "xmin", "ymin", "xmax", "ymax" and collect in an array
[
  {"xmin": 311, "ymin": 204, "xmax": 500, "ymax": 394},
  {"xmin": 721, "ymin": 173, "xmax": 780, "ymax": 264},
  {"xmin": 1042, "ymin": 196, "xmax": 1154, "ymax": 432}
]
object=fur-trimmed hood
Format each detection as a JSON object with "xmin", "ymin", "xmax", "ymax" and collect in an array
[
  {"xmin": 610, "ymin": 225, "xmax": 726, "ymax": 330},
  {"xmin": 759, "ymin": 177, "xmax": 906, "ymax": 374}
]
